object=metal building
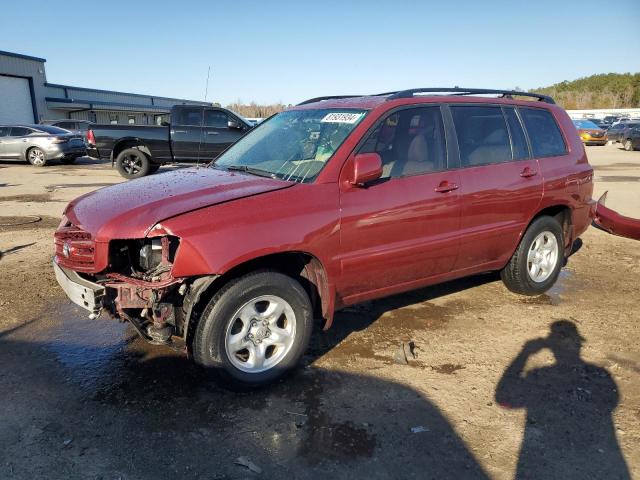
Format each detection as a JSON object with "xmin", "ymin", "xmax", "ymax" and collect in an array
[{"xmin": 0, "ymin": 50, "xmax": 209, "ymax": 125}]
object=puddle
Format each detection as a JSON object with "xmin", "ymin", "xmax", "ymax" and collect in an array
[
  {"xmin": 0, "ymin": 193, "xmax": 62, "ymax": 203},
  {"xmin": 593, "ymin": 163, "xmax": 640, "ymax": 171},
  {"xmin": 596, "ymin": 175, "xmax": 640, "ymax": 183},
  {"xmin": 45, "ymin": 183, "xmax": 115, "ymax": 191},
  {"xmin": 0, "ymin": 215, "xmax": 60, "ymax": 232},
  {"xmin": 34, "ymin": 303, "xmax": 206, "ymax": 401},
  {"xmin": 431, "ymin": 363, "xmax": 465, "ymax": 375},
  {"xmin": 519, "ymin": 269, "xmax": 587, "ymax": 307},
  {"xmin": 296, "ymin": 376, "xmax": 377, "ymax": 463}
]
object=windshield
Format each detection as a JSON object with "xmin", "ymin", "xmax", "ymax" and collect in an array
[
  {"xmin": 572, "ymin": 120, "xmax": 600, "ymax": 129},
  {"xmin": 213, "ymin": 108, "xmax": 367, "ymax": 183}
]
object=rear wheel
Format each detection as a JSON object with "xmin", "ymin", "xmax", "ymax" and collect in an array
[
  {"xmin": 26, "ymin": 147, "xmax": 47, "ymax": 167},
  {"xmin": 115, "ymin": 148, "xmax": 151, "ymax": 179},
  {"xmin": 501, "ymin": 216, "xmax": 564, "ymax": 295},
  {"xmin": 624, "ymin": 139, "xmax": 634, "ymax": 151},
  {"xmin": 192, "ymin": 271, "xmax": 313, "ymax": 387}
]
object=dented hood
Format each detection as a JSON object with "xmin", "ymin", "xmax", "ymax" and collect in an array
[
  {"xmin": 594, "ymin": 192, "xmax": 640, "ymax": 241},
  {"xmin": 64, "ymin": 167, "xmax": 292, "ymax": 241}
]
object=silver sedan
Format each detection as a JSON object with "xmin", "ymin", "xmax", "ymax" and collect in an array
[{"xmin": 0, "ymin": 124, "xmax": 87, "ymax": 166}]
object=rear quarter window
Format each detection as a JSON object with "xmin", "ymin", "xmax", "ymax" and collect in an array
[{"xmin": 520, "ymin": 108, "xmax": 567, "ymax": 158}]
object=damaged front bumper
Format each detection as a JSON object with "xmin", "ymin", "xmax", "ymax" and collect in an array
[
  {"xmin": 593, "ymin": 192, "xmax": 640, "ymax": 241},
  {"xmin": 53, "ymin": 260, "xmax": 105, "ymax": 314}
]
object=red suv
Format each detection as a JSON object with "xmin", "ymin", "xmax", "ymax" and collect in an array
[{"xmin": 53, "ymin": 88, "xmax": 594, "ymax": 386}]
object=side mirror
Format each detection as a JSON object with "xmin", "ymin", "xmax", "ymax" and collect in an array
[
  {"xmin": 350, "ymin": 153, "xmax": 383, "ymax": 187},
  {"xmin": 161, "ymin": 121, "xmax": 170, "ymax": 127},
  {"xmin": 228, "ymin": 119, "xmax": 243, "ymax": 129}
]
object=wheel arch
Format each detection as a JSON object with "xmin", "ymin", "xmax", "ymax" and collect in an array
[
  {"xmin": 111, "ymin": 138, "xmax": 152, "ymax": 164},
  {"xmin": 524, "ymin": 204, "xmax": 573, "ymax": 254},
  {"xmin": 181, "ymin": 251, "xmax": 334, "ymax": 348}
]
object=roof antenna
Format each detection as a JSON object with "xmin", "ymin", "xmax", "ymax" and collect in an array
[{"xmin": 196, "ymin": 66, "xmax": 211, "ymax": 170}]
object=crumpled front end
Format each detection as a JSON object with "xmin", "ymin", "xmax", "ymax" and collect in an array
[
  {"xmin": 54, "ymin": 219, "xmax": 188, "ymax": 346},
  {"xmin": 594, "ymin": 192, "xmax": 640, "ymax": 241}
]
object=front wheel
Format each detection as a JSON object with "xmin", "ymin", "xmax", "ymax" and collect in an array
[
  {"xmin": 192, "ymin": 271, "xmax": 313, "ymax": 387},
  {"xmin": 115, "ymin": 148, "xmax": 151, "ymax": 179},
  {"xmin": 624, "ymin": 139, "xmax": 634, "ymax": 151},
  {"xmin": 501, "ymin": 216, "xmax": 564, "ymax": 295}
]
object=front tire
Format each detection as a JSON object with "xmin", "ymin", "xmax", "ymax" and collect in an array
[
  {"xmin": 192, "ymin": 271, "xmax": 313, "ymax": 387},
  {"xmin": 501, "ymin": 216, "xmax": 564, "ymax": 295},
  {"xmin": 115, "ymin": 148, "xmax": 151, "ymax": 179},
  {"xmin": 624, "ymin": 139, "xmax": 634, "ymax": 151},
  {"xmin": 26, "ymin": 147, "xmax": 47, "ymax": 167}
]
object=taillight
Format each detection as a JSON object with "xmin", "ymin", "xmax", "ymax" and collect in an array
[
  {"xmin": 86, "ymin": 129, "xmax": 96, "ymax": 145},
  {"xmin": 51, "ymin": 136, "xmax": 69, "ymax": 144}
]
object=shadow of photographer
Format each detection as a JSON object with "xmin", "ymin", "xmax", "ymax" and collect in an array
[{"xmin": 495, "ymin": 320, "xmax": 630, "ymax": 479}]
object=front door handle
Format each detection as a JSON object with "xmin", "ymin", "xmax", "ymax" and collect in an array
[
  {"xmin": 434, "ymin": 181, "xmax": 459, "ymax": 193},
  {"xmin": 172, "ymin": 130, "xmax": 187, "ymax": 134},
  {"xmin": 206, "ymin": 131, "xmax": 219, "ymax": 135},
  {"xmin": 520, "ymin": 167, "xmax": 538, "ymax": 178}
]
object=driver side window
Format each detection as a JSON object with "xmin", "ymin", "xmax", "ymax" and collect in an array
[{"xmin": 358, "ymin": 107, "xmax": 447, "ymax": 178}]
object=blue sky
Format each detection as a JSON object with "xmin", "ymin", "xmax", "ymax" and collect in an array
[{"xmin": 1, "ymin": 0, "xmax": 639, "ymax": 105}]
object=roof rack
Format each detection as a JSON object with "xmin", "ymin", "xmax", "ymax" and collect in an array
[
  {"xmin": 386, "ymin": 87, "xmax": 555, "ymax": 104},
  {"xmin": 296, "ymin": 91, "xmax": 399, "ymax": 106}
]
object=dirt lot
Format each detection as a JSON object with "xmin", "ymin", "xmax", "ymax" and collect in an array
[{"xmin": 1, "ymin": 146, "xmax": 639, "ymax": 479}]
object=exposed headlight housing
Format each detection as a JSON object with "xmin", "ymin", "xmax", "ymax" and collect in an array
[{"xmin": 139, "ymin": 238, "xmax": 163, "ymax": 271}]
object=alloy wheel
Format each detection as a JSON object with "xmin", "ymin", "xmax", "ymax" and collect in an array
[
  {"xmin": 527, "ymin": 231, "xmax": 559, "ymax": 283},
  {"xmin": 224, "ymin": 295, "xmax": 296, "ymax": 373},
  {"xmin": 28, "ymin": 148, "xmax": 45, "ymax": 166}
]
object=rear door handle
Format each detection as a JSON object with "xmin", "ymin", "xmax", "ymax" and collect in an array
[
  {"xmin": 434, "ymin": 181, "xmax": 459, "ymax": 193},
  {"xmin": 520, "ymin": 167, "xmax": 538, "ymax": 178}
]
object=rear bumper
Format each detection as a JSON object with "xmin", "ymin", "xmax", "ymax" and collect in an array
[
  {"xmin": 53, "ymin": 259, "xmax": 105, "ymax": 313},
  {"xmin": 594, "ymin": 193, "xmax": 640, "ymax": 241}
]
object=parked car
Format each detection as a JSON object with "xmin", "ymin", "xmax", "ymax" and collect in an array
[
  {"xmin": 607, "ymin": 120, "xmax": 640, "ymax": 143},
  {"xmin": 0, "ymin": 124, "xmax": 86, "ymax": 166},
  {"xmin": 620, "ymin": 125, "xmax": 640, "ymax": 151},
  {"xmin": 572, "ymin": 119, "xmax": 607, "ymax": 145},
  {"xmin": 88, "ymin": 105, "xmax": 252, "ymax": 179},
  {"xmin": 41, "ymin": 119, "xmax": 94, "ymax": 137},
  {"xmin": 53, "ymin": 87, "xmax": 594, "ymax": 387}
]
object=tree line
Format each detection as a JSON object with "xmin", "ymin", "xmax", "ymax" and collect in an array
[{"xmin": 530, "ymin": 73, "xmax": 640, "ymax": 109}]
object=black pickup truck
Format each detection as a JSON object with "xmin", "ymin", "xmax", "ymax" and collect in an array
[{"xmin": 88, "ymin": 105, "xmax": 252, "ymax": 178}]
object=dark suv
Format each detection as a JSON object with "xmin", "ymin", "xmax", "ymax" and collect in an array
[{"xmin": 54, "ymin": 88, "xmax": 594, "ymax": 386}]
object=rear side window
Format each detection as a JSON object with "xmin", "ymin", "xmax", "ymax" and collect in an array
[
  {"xmin": 520, "ymin": 108, "xmax": 567, "ymax": 157},
  {"xmin": 10, "ymin": 127, "xmax": 33, "ymax": 136},
  {"xmin": 503, "ymin": 107, "xmax": 529, "ymax": 160},
  {"xmin": 0, "ymin": 127, "xmax": 9, "ymax": 137},
  {"xmin": 451, "ymin": 106, "xmax": 511, "ymax": 166},
  {"xmin": 176, "ymin": 107, "xmax": 203, "ymax": 126},
  {"xmin": 56, "ymin": 121, "xmax": 75, "ymax": 130},
  {"xmin": 359, "ymin": 106, "xmax": 447, "ymax": 178}
]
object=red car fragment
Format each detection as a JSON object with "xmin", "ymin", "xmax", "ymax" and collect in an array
[{"xmin": 594, "ymin": 192, "xmax": 640, "ymax": 241}]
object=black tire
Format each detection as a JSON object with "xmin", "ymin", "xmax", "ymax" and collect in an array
[
  {"xmin": 623, "ymin": 139, "xmax": 634, "ymax": 151},
  {"xmin": 148, "ymin": 164, "xmax": 161, "ymax": 174},
  {"xmin": 60, "ymin": 157, "xmax": 77, "ymax": 165},
  {"xmin": 26, "ymin": 147, "xmax": 47, "ymax": 167},
  {"xmin": 192, "ymin": 270, "xmax": 313, "ymax": 387},
  {"xmin": 501, "ymin": 216, "xmax": 564, "ymax": 296},
  {"xmin": 115, "ymin": 148, "xmax": 151, "ymax": 179}
]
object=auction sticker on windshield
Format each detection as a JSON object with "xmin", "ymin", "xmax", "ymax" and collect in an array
[{"xmin": 321, "ymin": 112, "xmax": 364, "ymax": 124}]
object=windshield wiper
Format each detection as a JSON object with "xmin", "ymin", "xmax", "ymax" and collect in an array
[{"xmin": 225, "ymin": 165, "xmax": 277, "ymax": 179}]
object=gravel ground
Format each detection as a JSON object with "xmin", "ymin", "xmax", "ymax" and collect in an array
[{"xmin": 0, "ymin": 145, "xmax": 638, "ymax": 479}]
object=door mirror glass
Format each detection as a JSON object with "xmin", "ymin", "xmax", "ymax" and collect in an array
[{"xmin": 350, "ymin": 153, "xmax": 382, "ymax": 186}]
